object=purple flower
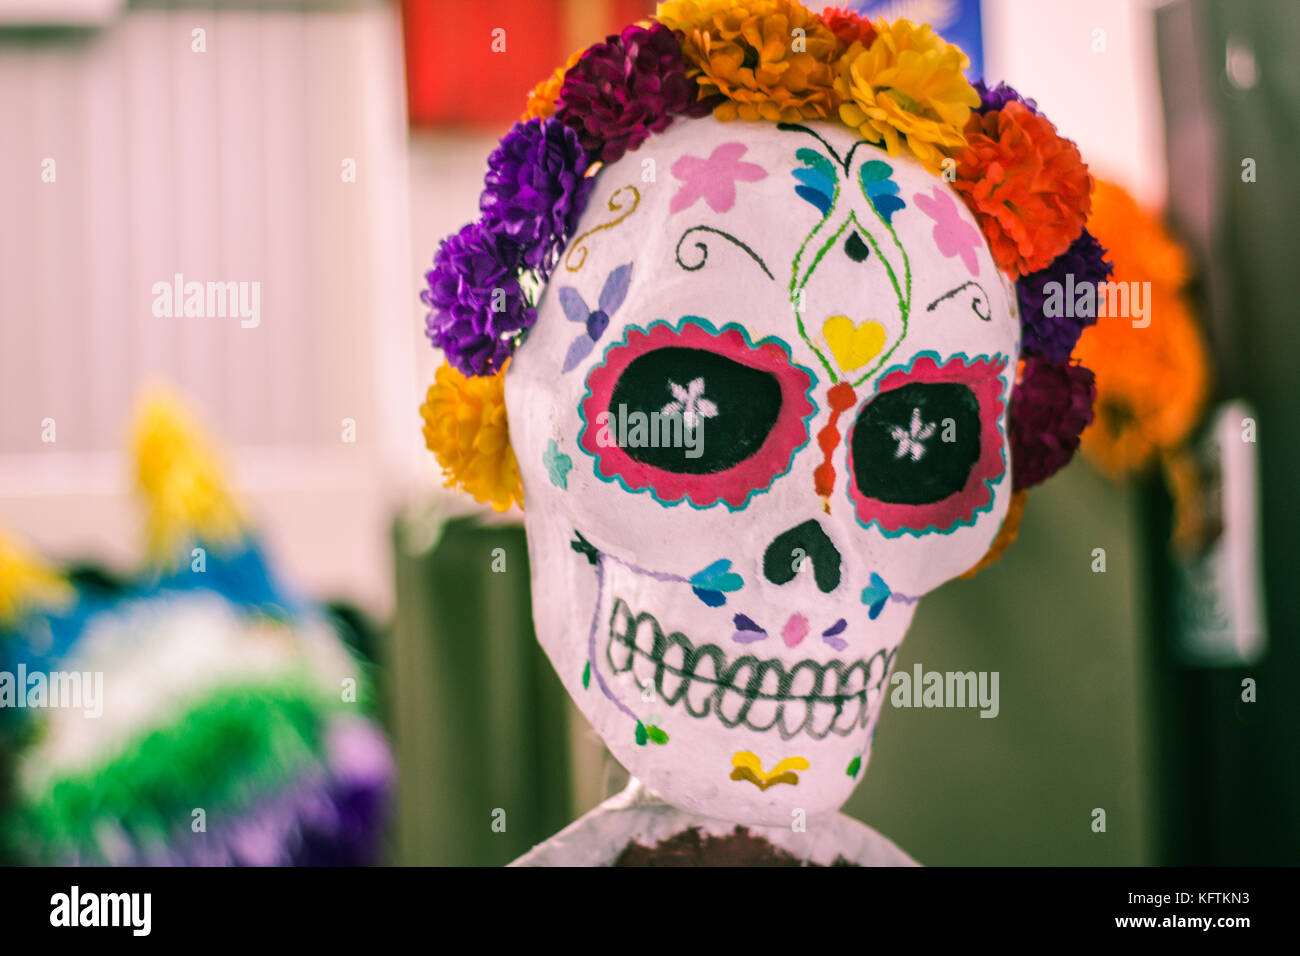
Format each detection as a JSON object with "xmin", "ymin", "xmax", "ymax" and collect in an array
[
  {"xmin": 1017, "ymin": 228, "xmax": 1114, "ymax": 361},
  {"xmin": 480, "ymin": 118, "xmax": 595, "ymax": 276},
  {"xmin": 1010, "ymin": 359, "xmax": 1096, "ymax": 491},
  {"xmin": 555, "ymin": 21, "xmax": 718, "ymax": 165},
  {"xmin": 421, "ymin": 222, "xmax": 535, "ymax": 377},
  {"xmin": 973, "ymin": 79, "xmax": 1039, "ymax": 115}
]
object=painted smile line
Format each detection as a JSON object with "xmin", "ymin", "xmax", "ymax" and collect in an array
[{"xmin": 606, "ymin": 597, "xmax": 897, "ymax": 741}]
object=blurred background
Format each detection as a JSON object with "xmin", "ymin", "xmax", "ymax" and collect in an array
[{"xmin": 0, "ymin": 0, "xmax": 1295, "ymax": 865}]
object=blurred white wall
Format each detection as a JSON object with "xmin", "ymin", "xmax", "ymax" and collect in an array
[
  {"xmin": 984, "ymin": 0, "xmax": 1169, "ymax": 204},
  {"xmin": 0, "ymin": 4, "xmax": 421, "ymax": 616}
]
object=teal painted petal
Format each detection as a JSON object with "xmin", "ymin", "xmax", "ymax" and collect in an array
[
  {"xmin": 860, "ymin": 160, "xmax": 893, "ymax": 183},
  {"xmin": 543, "ymin": 439, "xmax": 573, "ymax": 489},
  {"xmin": 690, "ymin": 559, "xmax": 744, "ymax": 595},
  {"xmin": 796, "ymin": 147, "xmax": 837, "ymax": 180},
  {"xmin": 635, "ymin": 721, "xmax": 648, "ymax": 746}
]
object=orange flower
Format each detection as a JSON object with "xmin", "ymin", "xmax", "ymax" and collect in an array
[
  {"xmin": 420, "ymin": 361, "xmax": 523, "ymax": 511},
  {"xmin": 522, "ymin": 49, "xmax": 583, "ymax": 122},
  {"xmin": 834, "ymin": 19, "xmax": 979, "ymax": 173},
  {"xmin": 960, "ymin": 490, "xmax": 1027, "ymax": 578},
  {"xmin": 1073, "ymin": 180, "xmax": 1209, "ymax": 477},
  {"xmin": 953, "ymin": 101, "xmax": 1092, "ymax": 275},
  {"xmin": 656, "ymin": 0, "xmax": 840, "ymax": 122},
  {"xmin": 819, "ymin": 5, "xmax": 877, "ymax": 48}
]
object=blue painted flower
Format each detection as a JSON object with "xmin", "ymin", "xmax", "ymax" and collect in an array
[
  {"xmin": 792, "ymin": 148, "xmax": 837, "ymax": 216},
  {"xmin": 860, "ymin": 572, "xmax": 891, "ymax": 620},
  {"xmin": 860, "ymin": 160, "xmax": 905, "ymax": 224},
  {"xmin": 558, "ymin": 263, "xmax": 632, "ymax": 373},
  {"xmin": 689, "ymin": 558, "xmax": 744, "ymax": 607}
]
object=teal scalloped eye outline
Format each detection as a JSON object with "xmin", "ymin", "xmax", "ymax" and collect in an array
[
  {"xmin": 842, "ymin": 348, "xmax": 1011, "ymax": 538},
  {"xmin": 576, "ymin": 314, "xmax": 820, "ymax": 512}
]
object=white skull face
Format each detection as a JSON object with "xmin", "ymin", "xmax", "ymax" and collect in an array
[{"xmin": 505, "ymin": 117, "xmax": 1019, "ymax": 824}]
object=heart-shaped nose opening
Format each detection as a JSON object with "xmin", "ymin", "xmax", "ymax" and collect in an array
[{"xmin": 762, "ymin": 519, "xmax": 842, "ymax": 593}]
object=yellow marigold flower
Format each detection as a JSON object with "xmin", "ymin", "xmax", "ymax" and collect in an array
[
  {"xmin": 834, "ymin": 19, "xmax": 980, "ymax": 173},
  {"xmin": 420, "ymin": 361, "xmax": 523, "ymax": 512},
  {"xmin": 657, "ymin": 0, "xmax": 840, "ymax": 123},
  {"xmin": 0, "ymin": 527, "xmax": 74, "ymax": 630},
  {"xmin": 960, "ymin": 490, "xmax": 1027, "ymax": 578},
  {"xmin": 522, "ymin": 49, "xmax": 584, "ymax": 122}
]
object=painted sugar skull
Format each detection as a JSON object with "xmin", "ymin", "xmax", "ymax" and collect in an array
[
  {"xmin": 505, "ymin": 117, "xmax": 1018, "ymax": 823},
  {"xmin": 420, "ymin": 7, "xmax": 1102, "ymax": 846}
]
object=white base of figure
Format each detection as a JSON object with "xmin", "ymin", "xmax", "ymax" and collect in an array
[{"xmin": 511, "ymin": 778, "xmax": 917, "ymax": 867}]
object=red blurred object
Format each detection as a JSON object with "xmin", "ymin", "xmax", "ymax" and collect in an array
[{"xmin": 402, "ymin": 0, "xmax": 654, "ymax": 129}]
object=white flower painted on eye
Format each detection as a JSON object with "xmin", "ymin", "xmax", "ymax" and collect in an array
[
  {"xmin": 889, "ymin": 407, "xmax": 936, "ymax": 461},
  {"xmin": 662, "ymin": 377, "xmax": 719, "ymax": 430}
]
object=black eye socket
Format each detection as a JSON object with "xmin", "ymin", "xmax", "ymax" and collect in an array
[
  {"xmin": 607, "ymin": 346, "xmax": 782, "ymax": 474},
  {"xmin": 850, "ymin": 382, "xmax": 981, "ymax": 504}
]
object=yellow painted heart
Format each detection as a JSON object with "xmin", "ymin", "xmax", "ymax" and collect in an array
[{"xmin": 822, "ymin": 314, "xmax": 885, "ymax": 372}]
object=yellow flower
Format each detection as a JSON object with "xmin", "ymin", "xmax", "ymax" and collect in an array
[
  {"xmin": 657, "ymin": 0, "xmax": 840, "ymax": 122},
  {"xmin": 960, "ymin": 490, "xmax": 1027, "ymax": 578},
  {"xmin": 133, "ymin": 391, "xmax": 246, "ymax": 565},
  {"xmin": 522, "ymin": 48, "xmax": 583, "ymax": 122},
  {"xmin": 420, "ymin": 361, "xmax": 523, "ymax": 512},
  {"xmin": 0, "ymin": 527, "xmax": 73, "ymax": 630},
  {"xmin": 834, "ymin": 19, "xmax": 979, "ymax": 173}
]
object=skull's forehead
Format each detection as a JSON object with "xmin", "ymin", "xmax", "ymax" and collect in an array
[{"xmin": 527, "ymin": 115, "xmax": 1018, "ymax": 388}]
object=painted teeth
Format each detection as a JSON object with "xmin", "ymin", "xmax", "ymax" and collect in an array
[{"xmin": 604, "ymin": 598, "xmax": 897, "ymax": 741}]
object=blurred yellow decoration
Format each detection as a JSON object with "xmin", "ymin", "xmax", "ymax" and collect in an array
[
  {"xmin": 420, "ymin": 361, "xmax": 523, "ymax": 513},
  {"xmin": 132, "ymin": 390, "xmax": 246, "ymax": 565},
  {"xmin": 0, "ymin": 527, "xmax": 74, "ymax": 630},
  {"xmin": 1074, "ymin": 179, "xmax": 1210, "ymax": 478},
  {"xmin": 961, "ymin": 490, "xmax": 1027, "ymax": 579}
]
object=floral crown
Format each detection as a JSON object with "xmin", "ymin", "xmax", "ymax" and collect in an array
[{"xmin": 420, "ymin": 2, "xmax": 1107, "ymax": 571}]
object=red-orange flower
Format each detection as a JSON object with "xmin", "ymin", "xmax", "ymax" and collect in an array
[
  {"xmin": 819, "ymin": 6, "xmax": 877, "ymax": 48},
  {"xmin": 953, "ymin": 101, "xmax": 1092, "ymax": 276}
]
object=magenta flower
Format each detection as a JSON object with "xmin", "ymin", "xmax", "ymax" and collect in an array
[
  {"xmin": 669, "ymin": 142, "xmax": 768, "ymax": 214},
  {"xmin": 913, "ymin": 186, "xmax": 982, "ymax": 276}
]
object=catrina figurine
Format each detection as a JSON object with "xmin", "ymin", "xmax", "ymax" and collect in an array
[{"xmin": 419, "ymin": 3, "xmax": 1105, "ymax": 865}]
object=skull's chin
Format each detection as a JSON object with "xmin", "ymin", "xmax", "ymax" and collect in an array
[{"xmin": 524, "ymin": 517, "xmax": 916, "ymax": 826}]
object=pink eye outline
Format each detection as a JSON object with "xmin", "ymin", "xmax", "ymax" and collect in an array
[
  {"xmin": 578, "ymin": 316, "xmax": 818, "ymax": 510},
  {"xmin": 844, "ymin": 351, "xmax": 1010, "ymax": 536}
]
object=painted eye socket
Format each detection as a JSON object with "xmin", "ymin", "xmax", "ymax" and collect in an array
[
  {"xmin": 608, "ymin": 347, "xmax": 782, "ymax": 474},
  {"xmin": 851, "ymin": 382, "xmax": 981, "ymax": 504},
  {"xmin": 580, "ymin": 317, "xmax": 817, "ymax": 509},
  {"xmin": 846, "ymin": 352, "xmax": 1009, "ymax": 536}
]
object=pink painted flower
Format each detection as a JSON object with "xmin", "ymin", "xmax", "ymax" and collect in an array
[
  {"xmin": 669, "ymin": 142, "xmax": 768, "ymax": 214},
  {"xmin": 913, "ymin": 186, "xmax": 982, "ymax": 276}
]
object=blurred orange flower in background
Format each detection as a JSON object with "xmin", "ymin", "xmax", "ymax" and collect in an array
[{"xmin": 1073, "ymin": 179, "xmax": 1210, "ymax": 477}]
